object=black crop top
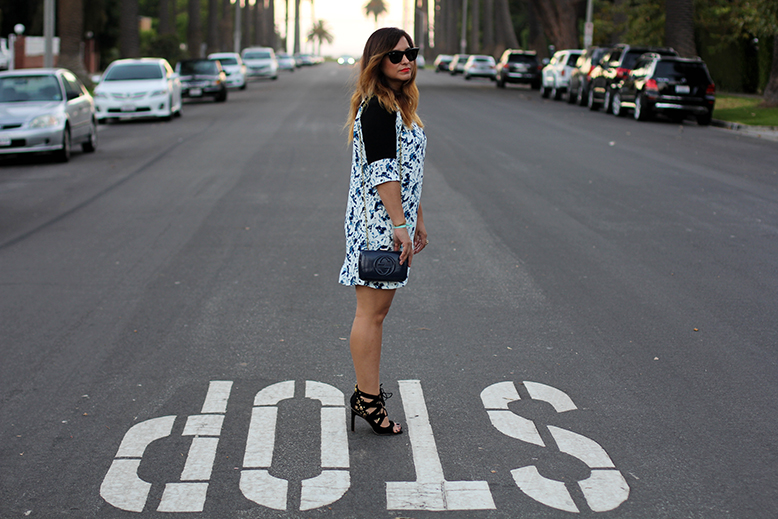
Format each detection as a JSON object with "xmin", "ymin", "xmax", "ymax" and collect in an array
[{"xmin": 360, "ymin": 97, "xmax": 397, "ymax": 164}]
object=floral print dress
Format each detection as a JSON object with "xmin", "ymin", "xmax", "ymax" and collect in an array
[{"xmin": 338, "ymin": 99, "xmax": 427, "ymax": 289}]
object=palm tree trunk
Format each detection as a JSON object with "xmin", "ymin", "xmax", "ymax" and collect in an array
[
  {"xmin": 159, "ymin": 0, "xmax": 172, "ymax": 35},
  {"xmin": 447, "ymin": 0, "xmax": 459, "ymax": 54},
  {"xmin": 58, "ymin": 0, "xmax": 90, "ymax": 84},
  {"xmin": 207, "ymin": 0, "xmax": 220, "ymax": 53},
  {"xmin": 267, "ymin": 0, "xmax": 276, "ymax": 49},
  {"xmin": 470, "ymin": 0, "xmax": 480, "ymax": 53},
  {"xmin": 764, "ymin": 35, "xmax": 778, "ymax": 106},
  {"xmin": 242, "ymin": 0, "xmax": 252, "ymax": 49},
  {"xmin": 188, "ymin": 0, "xmax": 203, "ymax": 58},
  {"xmin": 483, "ymin": 0, "xmax": 493, "ymax": 54},
  {"xmin": 254, "ymin": 0, "xmax": 264, "ymax": 46},
  {"xmin": 494, "ymin": 0, "xmax": 518, "ymax": 54},
  {"xmin": 294, "ymin": 0, "xmax": 301, "ymax": 54},
  {"xmin": 665, "ymin": 0, "xmax": 696, "ymax": 57},
  {"xmin": 120, "ymin": 0, "xmax": 140, "ymax": 58}
]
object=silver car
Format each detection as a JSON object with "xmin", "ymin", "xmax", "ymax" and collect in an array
[{"xmin": 0, "ymin": 68, "xmax": 97, "ymax": 162}]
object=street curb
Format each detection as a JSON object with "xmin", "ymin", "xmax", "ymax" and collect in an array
[{"xmin": 711, "ymin": 119, "xmax": 778, "ymax": 141}]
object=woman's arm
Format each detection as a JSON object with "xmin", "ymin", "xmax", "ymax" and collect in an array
[
  {"xmin": 376, "ymin": 182, "xmax": 413, "ymax": 266},
  {"xmin": 413, "ymin": 203, "xmax": 427, "ymax": 254}
]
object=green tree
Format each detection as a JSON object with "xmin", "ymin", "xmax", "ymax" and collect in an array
[
  {"xmin": 364, "ymin": 0, "xmax": 387, "ymax": 28},
  {"xmin": 307, "ymin": 19, "xmax": 333, "ymax": 55}
]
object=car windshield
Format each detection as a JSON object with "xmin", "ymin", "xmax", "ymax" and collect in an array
[
  {"xmin": 105, "ymin": 63, "xmax": 163, "ymax": 81},
  {"xmin": 474, "ymin": 57, "xmax": 493, "ymax": 63},
  {"xmin": 215, "ymin": 57, "xmax": 238, "ymax": 66},
  {"xmin": 623, "ymin": 50, "xmax": 675, "ymax": 69},
  {"xmin": 244, "ymin": 52, "xmax": 271, "ymax": 60},
  {"xmin": 654, "ymin": 61, "xmax": 709, "ymax": 83},
  {"xmin": 508, "ymin": 54, "xmax": 536, "ymax": 64},
  {"xmin": 179, "ymin": 60, "xmax": 219, "ymax": 75},
  {"xmin": 0, "ymin": 75, "xmax": 62, "ymax": 102}
]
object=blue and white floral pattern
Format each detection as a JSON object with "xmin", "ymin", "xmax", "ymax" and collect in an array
[{"xmin": 338, "ymin": 104, "xmax": 427, "ymax": 289}]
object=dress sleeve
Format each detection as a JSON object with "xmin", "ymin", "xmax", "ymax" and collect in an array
[{"xmin": 361, "ymin": 98, "xmax": 401, "ymax": 188}]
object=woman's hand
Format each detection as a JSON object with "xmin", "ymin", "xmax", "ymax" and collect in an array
[
  {"xmin": 413, "ymin": 223, "xmax": 428, "ymax": 254},
  {"xmin": 394, "ymin": 227, "xmax": 414, "ymax": 266}
]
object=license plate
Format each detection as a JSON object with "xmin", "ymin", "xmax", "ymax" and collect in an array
[
  {"xmin": 189, "ymin": 88, "xmax": 202, "ymax": 97},
  {"xmin": 675, "ymin": 85, "xmax": 690, "ymax": 94},
  {"xmin": 0, "ymin": 137, "xmax": 11, "ymax": 147},
  {"xmin": 120, "ymin": 104, "xmax": 136, "ymax": 112}
]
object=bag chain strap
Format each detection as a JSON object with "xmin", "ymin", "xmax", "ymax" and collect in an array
[{"xmin": 358, "ymin": 98, "xmax": 403, "ymax": 251}]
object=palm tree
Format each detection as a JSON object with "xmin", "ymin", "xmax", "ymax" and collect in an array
[
  {"xmin": 120, "ymin": 0, "xmax": 140, "ymax": 58},
  {"xmin": 364, "ymin": 0, "xmax": 387, "ymax": 28},
  {"xmin": 294, "ymin": 0, "xmax": 301, "ymax": 53},
  {"xmin": 307, "ymin": 19, "xmax": 333, "ymax": 55},
  {"xmin": 58, "ymin": 0, "xmax": 91, "ymax": 85},
  {"xmin": 187, "ymin": 0, "xmax": 203, "ymax": 58},
  {"xmin": 665, "ymin": 0, "xmax": 696, "ymax": 57}
]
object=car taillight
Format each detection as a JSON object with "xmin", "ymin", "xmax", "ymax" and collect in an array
[
  {"xmin": 561, "ymin": 70, "xmax": 566, "ymax": 77},
  {"xmin": 616, "ymin": 67, "xmax": 630, "ymax": 80},
  {"xmin": 646, "ymin": 79, "xmax": 659, "ymax": 92},
  {"xmin": 706, "ymin": 83, "xmax": 715, "ymax": 96}
]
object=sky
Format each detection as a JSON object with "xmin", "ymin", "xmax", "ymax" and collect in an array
[{"xmin": 271, "ymin": 0, "xmax": 411, "ymax": 57}]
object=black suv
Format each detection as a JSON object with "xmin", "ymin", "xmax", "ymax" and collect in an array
[
  {"xmin": 611, "ymin": 54, "xmax": 716, "ymax": 125},
  {"xmin": 587, "ymin": 44, "xmax": 677, "ymax": 112},
  {"xmin": 176, "ymin": 59, "xmax": 228, "ymax": 102},
  {"xmin": 495, "ymin": 49, "xmax": 541, "ymax": 90},
  {"xmin": 567, "ymin": 46, "xmax": 608, "ymax": 105}
]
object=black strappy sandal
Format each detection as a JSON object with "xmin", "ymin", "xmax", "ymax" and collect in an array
[{"xmin": 350, "ymin": 385, "xmax": 403, "ymax": 435}]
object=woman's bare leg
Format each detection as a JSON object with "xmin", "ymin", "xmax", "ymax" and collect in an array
[{"xmin": 349, "ymin": 285, "xmax": 401, "ymax": 432}]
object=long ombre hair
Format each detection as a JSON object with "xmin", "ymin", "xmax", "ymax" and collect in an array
[{"xmin": 346, "ymin": 27, "xmax": 423, "ymax": 141}]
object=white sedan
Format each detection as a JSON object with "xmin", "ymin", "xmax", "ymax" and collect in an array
[
  {"xmin": 541, "ymin": 49, "xmax": 582, "ymax": 100},
  {"xmin": 208, "ymin": 52, "xmax": 247, "ymax": 89},
  {"xmin": 94, "ymin": 58, "xmax": 182, "ymax": 122}
]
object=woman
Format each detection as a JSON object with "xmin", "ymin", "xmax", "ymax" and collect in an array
[{"xmin": 338, "ymin": 28, "xmax": 428, "ymax": 435}]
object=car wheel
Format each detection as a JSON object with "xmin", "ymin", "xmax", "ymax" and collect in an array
[
  {"xmin": 587, "ymin": 87, "xmax": 599, "ymax": 111},
  {"xmin": 531, "ymin": 80, "xmax": 541, "ymax": 90},
  {"xmin": 216, "ymin": 89, "xmax": 228, "ymax": 102},
  {"xmin": 603, "ymin": 89, "xmax": 612, "ymax": 113},
  {"xmin": 541, "ymin": 85, "xmax": 550, "ymax": 98},
  {"xmin": 465, "ymin": 74, "xmax": 471, "ymax": 80},
  {"xmin": 55, "ymin": 127, "xmax": 71, "ymax": 163},
  {"xmin": 240, "ymin": 82, "xmax": 247, "ymax": 90},
  {"xmin": 697, "ymin": 110, "xmax": 712, "ymax": 126},
  {"xmin": 634, "ymin": 93, "xmax": 651, "ymax": 121},
  {"xmin": 612, "ymin": 92, "xmax": 625, "ymax": 117},
  {"xmin": 566, "ymin": 85, "xmax": 577, "ymax": 104},
  {"xmin": 82, "ymin": 119, "xmax": 98, "ymax": 152},
  {"xmin": 578, "ymin": 85, "xmax": 588, "ymax": 106},
  {"xmin": 551, "ymin": 84, "xmax": 562, "ymax": 100},
  {"xmin": 497, "ymin": 76, "xmax": 505, "ymax": 89},
  {"xmin": 161, "ymin": 96, "xmax": 173, "ymax": 121}
]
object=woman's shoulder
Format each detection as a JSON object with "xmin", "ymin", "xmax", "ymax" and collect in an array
[{"xmin": 361, "ymin": 97, "xmax": 397, "ymax": 134}]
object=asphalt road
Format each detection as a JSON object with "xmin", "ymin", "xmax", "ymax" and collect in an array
[{"xmin": 1, "ymin": 63, "xmax": 777, "ymax": 518}]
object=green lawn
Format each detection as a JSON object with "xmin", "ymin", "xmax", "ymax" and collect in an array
[{"xmin": 713, "ymin": 95, "xmax": 778, "ymax": 126}]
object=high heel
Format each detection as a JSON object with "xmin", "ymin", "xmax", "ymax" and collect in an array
[{"xmin": 350, "ymin": 384, "xmax": 403, "ymax": 435}]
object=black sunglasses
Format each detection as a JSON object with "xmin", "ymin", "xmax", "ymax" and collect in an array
[{"xmin": 385, "ymin": 47, "xmax": 420, "ymax": 64}]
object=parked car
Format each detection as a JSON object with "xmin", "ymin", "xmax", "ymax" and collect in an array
[
  {"xmin": 611, "ymin": 54, "xmax": 716, "ymax": 125},
  {"xmin": 93, "ymin": 58, "xmax": 182, "ymax": 123},
  {"xmin": 463, "ymin": 55, "xmax": 496, "ymax": 80},
  {"xmin": 587, "ymin": 44, "xmax": 678, "ymax": 112},
  {"xmin": 176, "ymin": 59, "xmax": 227, "ymax": 102},
  {"xmin": 540, "ymin": 49, "xmax": 582, "ymax": 99},
  {"xmin": 276, "ymin": 52, "xmax": 296, "ymax": 71},
  {"xmin": 294, "ymin": 53, "xmax": 314, "ymax": 67},
  {"xmin": 567, "ymin": 46, "xmax": 607, "ymax": 105},
  {"xmin": 208, "ymin": 52, "xmax": 247, "ymax": 89},
  {"xmin": 0, "ymin": 68, "xmax": 97, "ymax": 162},
  {"xmin": 495, "ymin": 49, "xmax": 541, "ymax": 89},
  {"xmin": 241, "ymin": 47, "xmax": 278, "ymax": 79},
  {"xmin": 434, "ymin": 54, "xmax": 454, "ymax": 72},
  {"xmin": 448, "ymin": 54, "xmax": 470, "ymax": 75}
]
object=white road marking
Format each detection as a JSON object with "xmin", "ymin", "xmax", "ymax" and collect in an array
[
  {"xmin": 524, "ymin": 381, "xmax": 577, "ymax": 413},
  {"xmin": 300, "ymin": 381, "xmax": 350, "ymax": 510},
  {"xmin": 386, "ymin": 380, "xmax": 496, "ymax": 511},
  {"xmin": 180, "ymin": 437, "xmax": 220, "ymax": 481},
  {"xmin": 183, "ymin": 414, "xmax": 224, "ymax": 437},
  {"xmin": 511, "ymin": 466, "xmax": 579, "ymax": 513},
  {"xmin": 242, "ymin": 406, "xmax": 279, "ymax": 469},
  {"xmin": 157, "ymin": 482, "xmax": 209, "ymax": 512},
  {"xmin": 482, "ymin": 381, "xmax": 629, "ymax": 514},
  {"xmin": 100, "ymin": 415, "xmax": 176, "ymax": 512},
  {"xmin": 240, "ymin": 470, "xmax": 288, "ymax": 511},
  {"xmin": 200, "ymin": 380, "xmax": 233, "ymax": 413}
]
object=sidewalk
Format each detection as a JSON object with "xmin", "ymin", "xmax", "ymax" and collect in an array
[{"xmin": 712, "ymin": 119, "xmax": 778, "ymax": 142}]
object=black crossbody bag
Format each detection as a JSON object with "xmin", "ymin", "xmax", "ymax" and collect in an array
[{"xmin": 357, "ymin": 101, "xmax": 408, "ymax": 283}]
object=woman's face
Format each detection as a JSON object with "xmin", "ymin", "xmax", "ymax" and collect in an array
[{"xmin": 381, "ymin": 37, "xmax": 414, "ymax": 91}]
